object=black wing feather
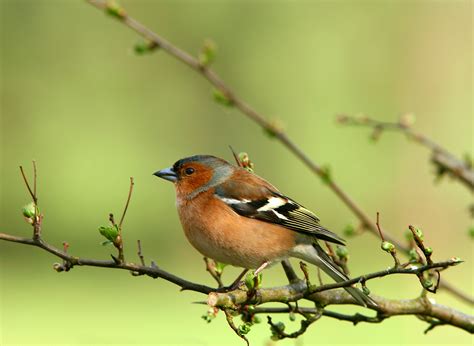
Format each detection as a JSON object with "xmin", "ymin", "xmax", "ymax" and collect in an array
[{"xmin": 215, "ymin": 188, "xmax": 345, "ymax": 245}]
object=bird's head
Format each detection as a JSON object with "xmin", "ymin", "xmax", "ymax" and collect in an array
[{"xmin": 154, "ymin": 155, "xmax": 234, "ymax": 198}]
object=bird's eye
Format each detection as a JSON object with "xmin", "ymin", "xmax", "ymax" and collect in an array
[{"xmin": 184, "ymin": 167, "xmax": 195, "ymax": 175}]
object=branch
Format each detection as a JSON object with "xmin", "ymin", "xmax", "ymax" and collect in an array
[
  {"xmin": 2, "ymin": 228, "xmax": 470, "ymax": 334},
  {"xmin": 337, "ymin": 114, "xmax": 474, "ymax": 191},
  {"xmin": 208, "ymin": 281, "xmax": 473, "ymax": 334},
  {"xmin": 85, "ymin": 0, "xmax": 472, "ymax": 305},
  {"xmin": 0, "ymin": 232, "xmax": 214, "ymax": 294}
]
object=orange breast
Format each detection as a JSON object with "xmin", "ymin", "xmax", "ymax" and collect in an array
[{"xmin": 177, "ymin": 190, "xmax": 296, "ymax": 269}]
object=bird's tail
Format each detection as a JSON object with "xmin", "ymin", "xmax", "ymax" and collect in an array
[{"xmin": 294, "ymin": 243, "xmax": 377, "ymax": 308}]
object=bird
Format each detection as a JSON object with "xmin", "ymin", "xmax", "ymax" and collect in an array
[{"xmin": 154, "ymin": 154, "xmax": 376, "ymax": 307}]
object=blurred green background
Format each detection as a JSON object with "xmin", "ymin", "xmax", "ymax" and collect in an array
[{"xmin": 1, "ymin": 0, "xmax": 472, "ymax": 345}]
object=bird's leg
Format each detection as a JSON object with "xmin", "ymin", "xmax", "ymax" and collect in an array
[
  {"xmin": 215, "ymin": 268, "xmax": 248, "ymax": 292},
  {"xmin": 254, "ymin": 261, "xmax": 268, "ymax": 276}
]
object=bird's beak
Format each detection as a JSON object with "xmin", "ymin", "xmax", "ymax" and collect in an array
[{"xmin": 153, "ymin": 167, "xmax": 178, "ymax": 182}]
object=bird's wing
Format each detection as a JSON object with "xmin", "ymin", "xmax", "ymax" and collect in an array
[{"xmin": 214, "ymin": 175, "xmax": 345, "ymax": 245}]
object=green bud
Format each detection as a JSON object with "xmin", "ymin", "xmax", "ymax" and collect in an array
[
  {"xmin": 212, "ymin": 88, "xmax": 233, "ymax": 106},
  {"xmin": 468, "ymin": 226, "xmax": 474, "ymax": 239},
  {"xmin": 320, "ymin": 165, "xmax": 332, "ymax": 185},
  {"xmin": 244, "ymin": 272, "xmax": 262, "ymax": 290},
  {"xmin": 273, "ymin": 321, "xmax": 285, "ymax": 332},
  {"xmin": 263, "ymin": 119, "xmax": 284, "ymax": 138},
  {"xmin": 399, "ymin": 113, "xmax": 416, "ymax": 127},
  {"xmin": 22, "ymin": 202, "xmax": 37, "ymax": 218},
  {"xmin": 343, "ymin": 224, "xmax": 355, "ymax": 237},
  {"xmin": 463, "ymin": 152, "xmax": 473, "ymax": 169},
  {"xmin": 336, "ymin": 246, "xmax": 349, "ymax": 259},
  {"xmin": 238, "ymin": 152, "xmax": 254, "ymax": 172},
  {"xmin": 423, "ymin": 279, "xmax": 433, "ymax": 289},
  {"xmin": 247, "ymin": 305, "xmax": 255, "ymax": 314},
  {"xmin": 413, "ymin": 227, "xmax": 424, "ymax": 240},
  {"xmin": 198, "ymin": 39, "xmax": 217, "ymax": 66},
  {"xmin": 52, "ymin": 263, "xmax": 62, "ymax": 272},
  {"xmin": 424, "ymin": 247, "xmax": 433, "ymax": 255},
  {"xmin": 381, "ymin": 241, "xmax": 395, "ymax": 253},
  {"xmin": 289, "ymin": 311, "xmax": 296, "ymax": 322},
  {"xmin": 408, "ymin": 248, "xmax": 418, "ymax": 263},
  {"xmin": 451, "ymin": 257, "xmax": 462, "ymax": 264},
  {"xmin": 215, "ymin": 261, "xmax": 227, "ymax": 275},
  {"xmin": 105, "ymin": 1, "xmax": 126, "ymax": 19},
  {"xmin": 201, "ymin": 307, "xmax": 218, "ymax": 323},
  {"xmin": 134, "ymin": 41, "xmax": 158, "ymax": 55},
  {"xmin": 238, "ymin": 323, "xmax": 252, "ymax": 335},
  {"xmin": 362, "ymin": 285, "xmax": 371, "ymax": 295},
  {"xmin": 99, "ymin": 224, "xmax": 119, "ymax": 242},
  {"xmin": 253, "ymin": 315, "xmax": 261, "ymax": 324}
]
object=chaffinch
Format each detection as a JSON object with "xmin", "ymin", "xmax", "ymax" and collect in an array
[{"xmin": 154, "ymin": 155, "xmax": 376, "ymax": 307}]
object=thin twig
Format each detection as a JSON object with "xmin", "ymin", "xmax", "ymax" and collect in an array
[
  {"xmin": 228, "ymin": 145, "xmax": 242, "ymax": 168},
  {"xmin": 137, "ymin": 239, "xmax": 145, "ymax": 266},
  {"xmin": 224, "ymin": 310, "xmax": 249, "ymax": 346},
  {"xmin": 19, "ymin": 166, "xmax": 36, "ymax": 203},
  {"xmin": 119, "ymin": 177, "xmax": 134, "ymax": 229},
  {"xmin": 0, "ymin": 231, "xmax": 214, "ymax": 294},
  {"xmin": 376, "ymin": 212, "xmax": 400, "ymax": 267},
  {"xmin": 337, "ymin": 115, "xmax": 474, "ymax": 190}
]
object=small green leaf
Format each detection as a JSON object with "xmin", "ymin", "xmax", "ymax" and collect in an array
[
  {"xmin": 198, "ymin": 39, "xmax": 217, "ymax": 66},
  {"xmin": 423, "ymin": 279, "xmax": 433, "ymax": 289},
  {"xmin": 22, "ymin": 202, "xmax": 37, "ymax": 218},
  {"xmin": 273, "ymin": 321, "xmax": 285, "ymax": 333},
  {"xmin": 244, "ymin": 272, "xmax": 262, "ymax": 290},
  {"xmin": 413, "ymin": 227, "xmax": 424, "ymax": 240},
  {"xmin": 101, "ymin": 240, "xmax": 113, "ymax": 246},
  {"xmin": 408, "ymin": 248, "xmax": 418, "ymax": 263},
  {"xmin": 381, "ymin": 241, "xmax": 395, "ymax": 253},
  {"xmin": 99, "ymin": 224, "xmax": 119, "ymax": 242},
  {"xmin": 468, "ymin": 226, "xmax": 474, "ymax": 239},
  {"xmin": 214, "ymin": 261, "xmax": 227, "ymax": 275},
  {"xmin": 105, "ymin": 1, "xmax": 126, "ymax": 19},
  {"xmin": 320, "ymin": 165, "xmax": 332, "ymax": 185},
  {"xmin": 134, "ymin": 40, "xmax": 158, "ymax": 55},
  {"xmin": 336, "ymin": 246, "xmax": 349, "ymax": 259},
  {"xmin": 289, "ymin": 311, "xmax": 296, "ymax": 322},
  {"xmin": 212, "ymin": 88, "xmax": 233, "ymax": 106},
  {"xmin": 238, "ymin": 323, "xmax": 252, "ymax": 335},
  {"xmin": 343, "ymin": 224, "xmax": 355, "ymax": 237}
]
